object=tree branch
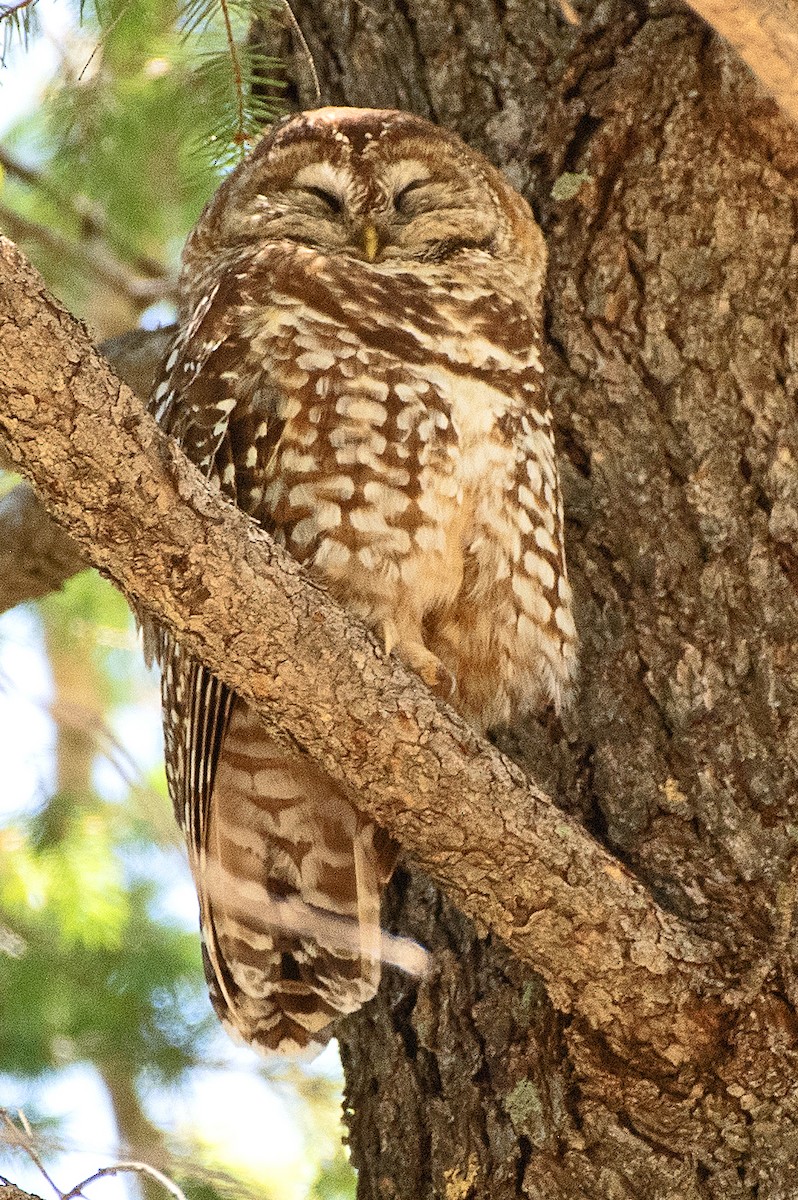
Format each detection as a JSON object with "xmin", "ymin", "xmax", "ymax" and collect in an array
[
  {"xmin": 0, "ymin": 482, "xmax": 84, "ymax": 611},
  {"xmin": 0, "ymin": 233, "xmax": 721, "ymax": 1069},
  {"xmin": 686, "ymin": 0, "xmax": 798, "ymax": 125},
  {"xmin": 0, "ymin": 204, "xmax": 175, "ymax": 308},
  {"xmin": 0, "ymin": 145, "xmax": 169, "ymax": 283}
]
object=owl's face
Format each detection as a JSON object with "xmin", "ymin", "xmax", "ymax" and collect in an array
[{"xmin": 189, "ymin": 107, "xmax": 544, "ymax": 274}]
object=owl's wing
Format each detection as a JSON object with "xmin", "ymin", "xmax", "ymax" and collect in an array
[
  {"xmin": 143, "ymin": 282, "xmax": 262, "ymax": 832},
  {"xmin": 151, "ymin": 278, "xmax": 286, "ymax": 508},
  {"xmin": 146, "ymin": 270, "xmax": 288, "ymax": 825},
  {"xmin": 148, "ymin": 279, "xmax": 398, "ymax": 1053}
]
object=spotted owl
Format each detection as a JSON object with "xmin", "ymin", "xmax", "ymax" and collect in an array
[{"xmin": 149, "ymin": 106, "xmax": 577, "ymax": 1054}]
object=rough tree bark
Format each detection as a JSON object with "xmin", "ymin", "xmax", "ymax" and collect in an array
[
  {"xmin": 3, "ymin": 0, "xmax": 798, "ymax": 1195},
  {"xmin": 265, "ymin": 0, "xmax": 798, "ymax": 1196}
]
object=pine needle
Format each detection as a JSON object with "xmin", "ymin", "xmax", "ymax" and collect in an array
[{"xmin": 0, "ymin": 0, "xmax": 39, "ymax": 65}]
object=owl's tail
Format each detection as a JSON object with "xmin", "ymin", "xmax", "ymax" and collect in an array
[{"xmin": 195, "ymin": 699, "xmax": 401, "ymax": 1055}]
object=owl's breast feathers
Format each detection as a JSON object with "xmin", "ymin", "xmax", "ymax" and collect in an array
[{"xmin": 157, "ymin": 241, "xmax": 576, "ymax": 728}]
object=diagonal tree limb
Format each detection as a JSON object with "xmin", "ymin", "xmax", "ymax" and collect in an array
[
  {"xmin": 686, "ymin": 0, "xmax": 798, "ymax": 125},
  {"xmin": 0, "ymin": 233, "xmax": 723, "ymax": 1070},
  {"xmin": 0, "ymin": 482, "xmax": 85, "ymax": 611},
  {"xmin": 0, "ymin": 204, "xmax": 176, "ymax": 307}
]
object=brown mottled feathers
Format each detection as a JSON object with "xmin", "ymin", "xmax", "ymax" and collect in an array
[{"xmin": 149, "ymin": 107, "xmax": 577, "ymax": 1054}]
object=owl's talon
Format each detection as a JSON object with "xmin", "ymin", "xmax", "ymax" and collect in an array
[{"xmin": 381, "ymin": 620, "xmax": 398, "ymax": 658}]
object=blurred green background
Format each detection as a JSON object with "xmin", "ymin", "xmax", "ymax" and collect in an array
[{"xmin": 0, "ymin": 3, "xmax": 355, "ymax": 1197}]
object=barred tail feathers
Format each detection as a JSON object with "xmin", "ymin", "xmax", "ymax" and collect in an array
[{"xmin": 197, "ymin": 699, "xmax": 396, "ymax": 1054}]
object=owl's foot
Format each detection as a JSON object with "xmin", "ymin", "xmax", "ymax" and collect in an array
[
  {"xmin": 399, "ymin": 641, "xmax": 456, "ymax": 701},
  {"xmin": 380, "ymin": 621, "xmax": 455, "ymax": 699}
]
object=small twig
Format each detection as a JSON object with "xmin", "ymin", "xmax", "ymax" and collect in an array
[
  {"xmin": 1, "ymin": 1110, "xmax": 64, "ymax": 1199},
  {"xmin": 77, "ymin": 0, "xmax": 135, "ymax": 82},
  {"xmin": 61, "ymin": 1161, "xmax": 189, "ymax": 1200},
  {"xmin": 218, "ymin": 0, "xmax": 247, "ymax": 150},
  {"xmin": 279, "ymin": 0, "xmax": 321, "ymax": 106},
  {"xmin": 558, "ymin": 0, "xmax": 581, "ymax": 25},
  {"xmin": 0, "ymin": 1115, "xmax": 263, "ymax": 1199},
  {"xmin": 2, "ymin": 1113, "xmax": 189, "ymax": 1200}
]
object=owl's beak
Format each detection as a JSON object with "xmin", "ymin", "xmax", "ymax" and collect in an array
[{"xmin": 361, "ymin": 222, "xmax": 380, "ymax": 262}]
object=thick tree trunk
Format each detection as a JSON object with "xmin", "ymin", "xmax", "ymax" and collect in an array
[{"xmin": 263, "ymin": 1, "xmax": 798, "ymax": 1195}]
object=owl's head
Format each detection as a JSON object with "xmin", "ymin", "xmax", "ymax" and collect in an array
[{"xmin": 186, "ymin": 107, "xmax": 544, "ymax": 275}]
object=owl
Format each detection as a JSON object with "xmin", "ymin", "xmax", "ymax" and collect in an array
[{"xmin": 149, "ymin": 107, "xmax": 577, "ymax": 1054}]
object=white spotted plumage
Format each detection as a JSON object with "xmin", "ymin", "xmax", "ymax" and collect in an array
[{"xmin": 148, "ymin": 107, "xmax": 577, "ymax": 1055}]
